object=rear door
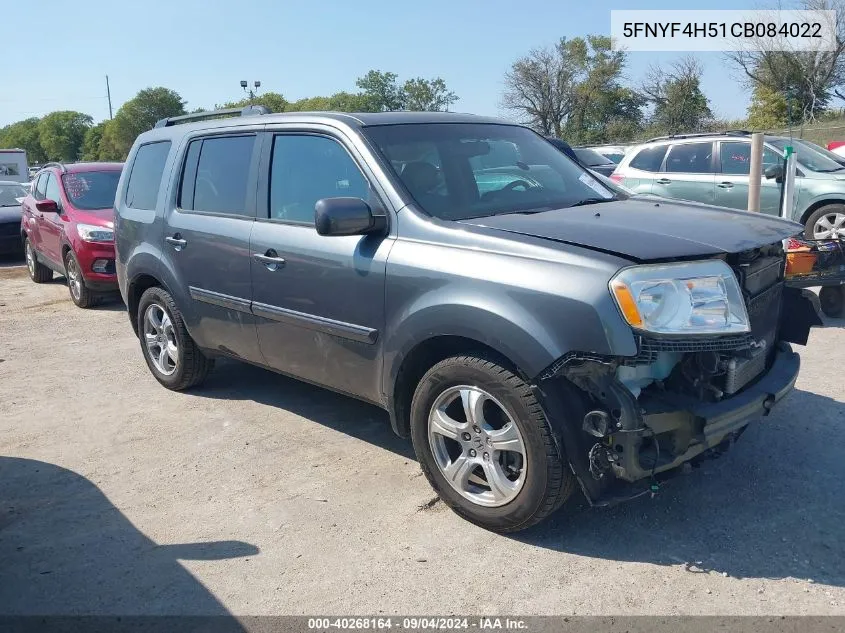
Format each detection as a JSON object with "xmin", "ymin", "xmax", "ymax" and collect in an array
[
  {"xmin": 160, "ymin": 131, "xmax": 263, "ymax": 364},
  {"xmin": 652, "ymin": 141, "xmax": 716, "ymax": 204},
  {"xmin": 618, "ymin": 144, "xmax": 668, "ymax": 194},
  {"xmin": 715, "ymin": 141, "xmax": 783, "ymax": 214},
  {"xmin": 249, "ymin": 127, "xmax": 392, "ymax": 403}
]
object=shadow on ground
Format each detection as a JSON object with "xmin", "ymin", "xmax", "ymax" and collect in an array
[
  {"xmin": 195, "ymin": 359, "xmax": 413, "ymax": 460},
  {"xmin": 191, "ymin": 360, "xmax": 844, "ymax": 587},
  {"xmin": 0, "ymin": 457, "xmax": 257, "ymax": 617}
]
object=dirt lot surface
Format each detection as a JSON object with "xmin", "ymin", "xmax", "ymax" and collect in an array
[{"xmin": 1, "ymin": 258, "xmax": 844, "ymax": 616}]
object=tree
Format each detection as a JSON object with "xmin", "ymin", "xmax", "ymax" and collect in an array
[
  {"xmin": 219, "ymin": 91, "xmax": 288, "ymax": 113},
  {"xmin": 502, "ymin": 39, "xmax": 580, "ymax": 136},
  {"xmin": 402, "ymin": 78, "xmax": 458, "ymax": 111},
  {"xmin": 726, "ymin": 0, "xmax": 845, "ymax": 122},
  {"xmin": 641, "ymin": 57, "xmax": 713, "ymax": 134},
  {"xmin": 356, "ymin": 70, "xmax": 405, "ymax": 112},
  {"xmin": 37, "ymin": 111, "xmax": 93, "ymax": 161},
  {"xmin": 0, "ymin": 118, "xmax": 47, "ymax": 164},
  {"xmin": 747, "ymin": 84, "xmax": 790, "ymax": 129},
  {"xmin": 103, "ymin": 87, "xmax": 186, "ymax": 160},
  {"xmin": 80, "ymin": 122, "xmax": 106, "ymax": 161}
]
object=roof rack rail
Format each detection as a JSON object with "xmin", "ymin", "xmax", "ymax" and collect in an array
[
  {"xmin": 41, "ymin": 162, "xmax": 66, "ymax": 173},
  {"xmin": 644, "ymin": 130, "xmax": 752, "ymax": 143},
  {"xmin": 154, "ymin": 105, "xmax": 271, "ymax": 128}
]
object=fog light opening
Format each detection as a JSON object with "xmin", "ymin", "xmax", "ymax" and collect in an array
[{"xmin": 92, "ymin": 259, "xmax": 112, "ymax": 273}]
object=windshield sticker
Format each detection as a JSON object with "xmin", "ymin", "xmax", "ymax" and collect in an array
[{"xmin": 579, "ymin": 172, "xmax": 614, "ymax": 199}]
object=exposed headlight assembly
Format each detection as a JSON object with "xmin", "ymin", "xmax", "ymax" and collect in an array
[
  {"xmin": 76, "ymin": 223, "xmax": 114, "ymax": 242},
  {"xmin": 610, "ymin": 260, "xmax": 749, "ymax": 335}
]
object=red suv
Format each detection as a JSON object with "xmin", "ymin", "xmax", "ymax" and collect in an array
[{"xmin": 21, "ymin": 162, "xmax": 123, "ymax": 307}]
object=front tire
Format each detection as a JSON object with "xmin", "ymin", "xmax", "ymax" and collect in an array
[
  {"xmin": 64, "ymin": 251, "xmax": 98, "ymax": 308},
  {"xmin": 819, "ymin": 285, "xmax": 845, "ymax": 318},
  {"xmin": 136, "ymin": 286, "xmax": 213, "ymax": 390},
  {"xmin": 804, "ymin": 204, "xmax": 845, "ymax": 240},
  {"xmin": 410, "ymin": 354, "xmax": 574, "ymax": 533},
  {"xmin": 24, "ymin": 238, "xmax": 52, "ymax": 283}
]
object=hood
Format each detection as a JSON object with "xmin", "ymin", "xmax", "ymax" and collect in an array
[
  {"xmin": 0, "ymin": 204, "xmax": 22, "ymax": 223},
  {"xmin": 70, "ymin": 206, "xmax": 114, "ymax": 227},
  {"xmin": 458, "ymin": 197, "xmax": 802, "ymax": 261}
]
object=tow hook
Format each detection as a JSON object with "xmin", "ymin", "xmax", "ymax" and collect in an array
[{"xmin": 762, "ymin": 395, "xmax": 776, "ymax": 416}]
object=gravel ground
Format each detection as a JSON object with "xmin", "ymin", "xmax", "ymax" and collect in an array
[{"xmin": 0, "ymin": 258, "xmax": 843, "ymax": 616}]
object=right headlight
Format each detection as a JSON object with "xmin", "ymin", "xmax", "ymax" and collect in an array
[{"xmin": 609, "ymin": 260, "xmax": 749, "ymax": 335}]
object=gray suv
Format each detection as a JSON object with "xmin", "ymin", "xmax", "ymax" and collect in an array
[
  {"xmin": 115, "ymin": 109, "xmax": 819, "ymax": 532},
  {"xmin": 613, "ymin": 131, "xmax": 845, "ymax": 239}
]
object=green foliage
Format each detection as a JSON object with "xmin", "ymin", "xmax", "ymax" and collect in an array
[
  {"xmin": 747, "ymin": 84, "xmax": 789, "ymax": 130},
  {"xmin": 37, "ymin": 111, "xmax": 93, "ymax": 161},
  {"xmin": 103, "ymin": 87, "xmax": 186, "ymax": 160},
  {"xmin": 355, "ymin": 70, "xmax": 405, "ymax": 112},
  {"xmin": 0, "ymin": 118, "xmax": 47, "ymax": 164},
  {"xmin": 642, "ymin": 58, "xmax": 713, "ymax": 135},
  {"xmin": 81, "ymin": 122, "xmax": 106, "ymax": 161},
  {"xmin": 219, "ymin": 91, "xmax": 288, "ymax": 113},
  {"xmin": 402, "ymin": 78, "xmax": 458, "ymax": 111}
]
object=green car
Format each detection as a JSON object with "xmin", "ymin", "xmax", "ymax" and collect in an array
[{"xmin": 612, "ymin": 131, "xmax": 845, "ymax": 239}]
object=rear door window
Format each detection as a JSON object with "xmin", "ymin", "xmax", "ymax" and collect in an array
[
  {"xmin": 179, "ymin": 135, "xmax": 256, "ymax": 216},
  {"xmin": 126, "ymin": 141, "xmax": 172, "ymax": 210},
  {"xmin": 629, "ymin": 145, "xmax": 667, "ymax": 172},
  {"xmin": 665, "ymin": 142, "xmax": 714, "ymax": 173}
]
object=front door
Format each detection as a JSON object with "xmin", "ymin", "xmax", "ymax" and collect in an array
[
  {"xmin": 250, "ymin": 131, "xmax": 392, "ymax": 403},
  {"xmin": 652, "ymin": 141, "xmax": 716, "ymax": 205},
  {"xmin": 715, "ymin": 141, "xmax": 783, "ymax": 215},
  {"xmin": 39, "ymin": 172, "xmax": 65, "ymax": 265},
  {"xmin": 161, "ymin": 132, "xmax": 263, "ymax": 364}
]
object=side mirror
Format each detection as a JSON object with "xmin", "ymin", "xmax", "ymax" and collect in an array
[
  {"xmin": 764, "ymin": 164, "xmax": 784, "ymax": 182},
  {"xmin": 35, "ymin": 199, "xmax": 60, "ymax": 213},
  {"xmin": 315, "ymin": 197, "xmax": 386, "ymax": 236}
]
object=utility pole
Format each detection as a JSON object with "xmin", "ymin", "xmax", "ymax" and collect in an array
[
  {"xmin": 240, "ymin": 80, "xmax": 261, "ymax": 104},
  {"xmin": 105, "ymin": 75, "xmax": 113, "ymax": 120}
]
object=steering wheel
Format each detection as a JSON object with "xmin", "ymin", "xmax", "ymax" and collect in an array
[{"xmin": 502, "ymin": 179, "xmax": 532, "ymax": 192}]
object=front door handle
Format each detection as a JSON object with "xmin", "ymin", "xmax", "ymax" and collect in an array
[
  {"xmin": 165, "ymin": 234, "xmax": 187, "ymax": 251},
  {"xmin": 718, "ymin": 181, "xmax": 734, "ymax": 189},
  {"xmin": 253, "ymin": 250, "xmax": 286, "ymax": 271},
  {"xmin": 655, "ymin": 178, "xmax": 671, "ymax": 185}
]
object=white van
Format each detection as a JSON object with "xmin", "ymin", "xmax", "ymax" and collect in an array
[{"xmin": 0, "ymin": 149, "xmax": 29, "ymax": 182}]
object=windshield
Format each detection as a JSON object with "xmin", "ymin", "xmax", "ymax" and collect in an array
[
  {"xmin": 574, "ymin": 147, "xmax": 613, "ymax": 166},
  {"xmin": 0, "ymin": 182, "xmax": 27, "ymax": 206},
  {"xmin": 365, "ymin": 123, "xmax": 617, "ymax": 220},
  {"xmin": 61, "ymin": 171, "xmax": 121, "ymax": 210},
  {"xmin": 769, "ymin": 138, "xmax": 845, "ymax": 173},
  {"xmin": 795, "ymin": 139, "xmax": 845, "ymax": 166},
  {"xmin": 602, "ymin": 152, "xmax": 625, "ymax": 164}
]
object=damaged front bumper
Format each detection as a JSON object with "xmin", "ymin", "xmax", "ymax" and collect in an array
[{"xmin": 610, "ymin": 343, "xmax": 799, "ymax": 483}]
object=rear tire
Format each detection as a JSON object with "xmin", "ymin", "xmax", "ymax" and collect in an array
[
  {"xmin": 136, "ymin": 286, "xmax": 213, "ymax": 390},
  {"xmin": 410, "ymin": 353, "xmax": 574, "ymax": 533},
  {"xmin": 819, "ymin": 285, "xmax": 845, "ymax": 318},
  {"xmin": 24, "ymin": 238, "xmax": 52, "ymax": 283},
  {"xmin": 64, "ymin": 251, "xmax": 99, "ymax": 309}
]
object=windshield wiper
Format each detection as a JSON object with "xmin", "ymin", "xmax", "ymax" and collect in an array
[
  {"xmin": 568, "ymin": 197, "xmax": 615, "ymax": 207},
  {"xmin": 815, "ymin": 166, "xmax": 845, "ymax": 173}
]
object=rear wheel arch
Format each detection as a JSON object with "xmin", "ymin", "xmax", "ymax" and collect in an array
[{"xmin": 127, "ymin": 273, "xmax": 165, "ymax": 336}]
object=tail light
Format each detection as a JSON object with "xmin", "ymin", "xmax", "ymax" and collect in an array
[{"xmin": 609, "ymin": 173, "xmax": 624, "ymax": 184}]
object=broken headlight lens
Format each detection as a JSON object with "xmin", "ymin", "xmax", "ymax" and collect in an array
[{"xmin": 610, "ymin": 260, "xmax": 749, "ymax": 335}]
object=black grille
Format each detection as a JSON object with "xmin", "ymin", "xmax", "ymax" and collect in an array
[{"xmin": 629, "ymin": 333, "xmax": 755, "ymax": 364}]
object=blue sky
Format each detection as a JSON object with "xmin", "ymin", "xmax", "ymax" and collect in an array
[{"xmin": 1, "ymin": 0, "xmax": 769, "ymax": 128}]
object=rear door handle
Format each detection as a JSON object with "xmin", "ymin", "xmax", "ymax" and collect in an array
[
  {"xmin": 718, "ymin": 181, "xmax": 734, "ymax": 189},
  {"xmin": 253, "ymin": 251, "xmax": 286, "ymax": 271},
  {"xmin": 655, "ymin": 178, "xmax": 671, "ymax": 185},
  {"xmin": 165, "ymin": 235, "xmax": 187, "ymax": 251}
]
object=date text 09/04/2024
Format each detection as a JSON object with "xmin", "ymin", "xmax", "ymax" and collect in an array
[
  {"xmin": 622, "ymin": 21, "xmax": 823, "ymax": 39},
  {"xmin": 307, "ymin": 617, "xmax": 528, "ymax": 630}
]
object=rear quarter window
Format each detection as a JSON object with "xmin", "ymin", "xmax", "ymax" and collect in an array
[
  {"xmin": 125, "ymin": 141, "xmax": 172, "ymax": 210},
  {"xmin": 629, "ymin": 145, "xmax": 668, "ymax": 172}
]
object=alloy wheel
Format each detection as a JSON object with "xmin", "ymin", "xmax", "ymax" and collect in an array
[
  {"xmin": 66, "ymin": 257, "xmax": 82, "ymax": 302},
  {"xmin": 25, "ymin": 242, "xmax": 35, "ymax": 277},
  {"xmin": 813, "ymin": 211, "xmax": 845, "ymax": 239},
  {"xmin": 143, "ymin": 304, "xmax": 179, "ymax": 376},
  {"xmin": 427, "ymin": 385, "xmax": 527, "ymax": 507}
]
